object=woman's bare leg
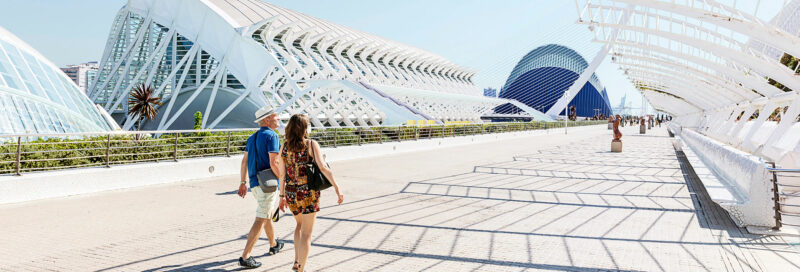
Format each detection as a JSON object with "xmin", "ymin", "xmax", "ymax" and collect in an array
[
  {"xmin": 297, "ymin": 212, "xmax": 317, "ymax": 272},
  {"xmin": 293, "ymin": 213, "xmax": 303, "ymax": 269}
]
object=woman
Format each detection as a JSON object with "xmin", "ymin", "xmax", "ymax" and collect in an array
[{"xmin": 278, "ymin": 114, "xmax": 344, "ymax": 272}]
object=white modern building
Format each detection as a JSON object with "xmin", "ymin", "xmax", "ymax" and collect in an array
[
  {"xmin": 89, "ymin": 0, "xmax": 550, "ymax": 131},
  {"xmin": 0, "ymin": 26, "xmax": 116, "ymax": 135},
  {"xmin": 61, "ymin": 61, "xmax": 99, "ymax": 94}
]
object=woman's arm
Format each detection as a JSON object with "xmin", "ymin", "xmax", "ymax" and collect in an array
[
  {"xmin": 312, "ymin": 140, "xmax": 343, "ymax": 204},
  {"xmin": 311, "ymin": 140, "xmax": 334, "ymax": 184},
  {"xmin": 277, "ymin": 143, "xmax": 287, "ymax": 212}
]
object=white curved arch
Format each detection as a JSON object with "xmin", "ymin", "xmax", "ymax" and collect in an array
[{"xmin": 577, "ymin": 0, "xmax": 800, "ymax": 164}]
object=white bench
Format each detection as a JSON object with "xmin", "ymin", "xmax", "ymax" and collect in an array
[
  {"xmin": 667, "ymin": 123, "xmax": 681, "ymax": 137},
  {"xmin": 676, "ymin": 128, "xmax": 775, "ymax": 228},
  {"xmin": 678, "ymin": 141, "xmax": 743, "ymax": 205}
]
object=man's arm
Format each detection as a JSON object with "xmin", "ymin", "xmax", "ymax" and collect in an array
[
  {"xmin": 273, "ymin": 144, "xmax": 287, "ymax": 212},
  {"xmin": 267, "ymin": 133, "xmax": 282, "ymax": 181},
  {"xmin": 269, "ymin": 153, "xmax": 280, "ymax": 177},
  {"xmin": 241, "ymin": 152, "xmax": 249, "ymax": 182},
  {"xmin": 238, "ymin": 153, "xmax": 248, "ymax": 198}
]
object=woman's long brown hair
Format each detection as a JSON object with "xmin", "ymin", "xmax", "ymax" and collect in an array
[{"xmin": 285, "ymin": 114, "xmax": 310, "ymax": 152}]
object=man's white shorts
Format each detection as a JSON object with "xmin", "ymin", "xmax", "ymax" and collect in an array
[{"xmin": 251, "ymin": 187, "xmax": 279, "ymax": 219}]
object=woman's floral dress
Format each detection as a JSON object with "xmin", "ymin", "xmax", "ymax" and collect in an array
[{"xmin": 281, "ymin": 142, "xmax": 320, "ymax": 215}]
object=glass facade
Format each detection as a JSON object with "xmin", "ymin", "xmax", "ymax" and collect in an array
[{"xmin": 0, "ymin": 27, "xmax": 112, "ymax": 134}]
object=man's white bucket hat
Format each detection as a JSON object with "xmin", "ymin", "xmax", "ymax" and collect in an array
[{"xmin": 253, "ymin": 106, "xmax": 276, "ymax": 123}]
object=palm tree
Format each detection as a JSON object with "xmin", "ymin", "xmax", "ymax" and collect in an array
[{"xmin": 127, "ymin": 83, "xmax": 162, "ymax": 131}]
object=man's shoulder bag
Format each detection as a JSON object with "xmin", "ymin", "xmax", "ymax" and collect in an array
[{"xmin": 254, "ymin": 132, "xmax": 279, "ymax": 193}]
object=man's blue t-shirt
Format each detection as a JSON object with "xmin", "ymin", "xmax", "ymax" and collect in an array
[{"xmin": 244, "ymin": 127, "xmax": 281, "ymax": 189}]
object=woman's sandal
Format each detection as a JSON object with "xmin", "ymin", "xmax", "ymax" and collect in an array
[{"xmin": 292, "ymin": 261, "xmax": 299, "ymax": 271}]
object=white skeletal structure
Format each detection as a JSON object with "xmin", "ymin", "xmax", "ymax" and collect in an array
[
  {"xmin": 575, "ymin": 0, "xmax": 800, "ymax": 165},
  {"xmin": 88, "ymin": 0, "xmax": 545, "ymax": 130}
]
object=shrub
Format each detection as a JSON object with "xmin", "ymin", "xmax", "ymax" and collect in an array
[{"xmin": 0, "ymin": 121, "xmax": 605, "ymax": 174}]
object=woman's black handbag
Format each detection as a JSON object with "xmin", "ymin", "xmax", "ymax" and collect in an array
[{"xmin": 305, "ymin": 140, "xmax": 332, "ymax": 191}]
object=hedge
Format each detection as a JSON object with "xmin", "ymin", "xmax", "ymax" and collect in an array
[{"xmin": 0, "ymin": 121, "xmax": 605, "ymax": 174}]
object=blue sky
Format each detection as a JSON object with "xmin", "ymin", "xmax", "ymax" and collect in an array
[{"xmin": 0, "ymin": 0, "xmax": 787, "ymax": 112}]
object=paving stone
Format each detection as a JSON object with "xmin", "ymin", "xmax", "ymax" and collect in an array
[{"xmin": 1, "ymin": 126, "xmax": 799, "ymax": 271}]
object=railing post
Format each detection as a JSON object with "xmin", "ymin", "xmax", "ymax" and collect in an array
[
  {"xmin": 173, "ymin": 133, "xmax": 179, "ymax": 162},
  {"xmin": 15, "ymin": 136, "xmax": 21, "ymax": 176},
  {"xmin": 333, "ymin": 129, "xmax": 338, "ymax": 148},
  {"xmin": 396, "ymin": 127, "xmax": 400, "ymax": 142},
  {"xmin": 226, "ymin": 131, "xmax": 231, "ymax": 157},
  {"xmin": 357, "ymin": 129, "xmax": 362, "ymax": 146},
  {"xmin": 105, "ymin": 134, "xmax": 111, "ymax": 168},
  {"xmin": 379, "ymin": 128, "xmax": 383, "ymax": 144},
  {"xmin": 415, "ymin": 126, "xmax": 419, "ymax": 141},
  {"xmin": 769, "ymin": 162, "xmax": 783, "ymax": 230}
]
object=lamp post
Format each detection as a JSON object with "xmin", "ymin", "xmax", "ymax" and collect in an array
[{"xmin": 564, "ymin": 90, "xmax": 569, "ymax": 134}]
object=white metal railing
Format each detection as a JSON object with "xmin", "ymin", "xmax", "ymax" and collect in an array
[
  {"xmin": 0, "ymin": 121, "xmax": 606, "ymax": 176},
  {"xmin": 762, "ymin": 159, "xmax": 800, "ymax": 230}
]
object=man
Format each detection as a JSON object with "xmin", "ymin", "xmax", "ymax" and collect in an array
[{"xmin": 237, "ymin": 106, "xmax": 285, "ymax": 269}]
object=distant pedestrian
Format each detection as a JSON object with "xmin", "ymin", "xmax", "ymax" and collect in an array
[
  {"xmin": 237, "ymin": 106, "xmax": 285, "ymax": 269},
  {"xmin": 278, "ymin": 114, "xmax": 344, "ymax": 272}
]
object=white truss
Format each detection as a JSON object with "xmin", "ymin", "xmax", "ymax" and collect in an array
[
  {"xmin": 575, "ymin": 0, "xmax": 800, "ymax": 164},
  {"xmin": 88, "ymin": 0, "xmax": 550, "ymax": 130}
]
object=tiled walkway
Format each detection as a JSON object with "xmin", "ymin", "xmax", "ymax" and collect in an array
[{"xmin": 1, "ymin": 126, "xmax": 799, "ymax": 271}]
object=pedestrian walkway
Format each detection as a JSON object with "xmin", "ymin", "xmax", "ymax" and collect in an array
[{"xmin": 1, "ymin": 126, "xmax": 799, "ymax": 271}]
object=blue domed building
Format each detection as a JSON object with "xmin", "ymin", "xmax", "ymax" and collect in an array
[{"xmin": 495, "ymin": 44, "xmax": 613, "ymax": 118}]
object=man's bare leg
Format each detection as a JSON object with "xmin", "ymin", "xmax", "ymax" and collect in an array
[
  {"xmin": 263, "ymin": 219, "xmax": 277, "ymax": 247},
  {"xmin": 242, "ymin": 218, "xmax": 267, "ymax": 259}
]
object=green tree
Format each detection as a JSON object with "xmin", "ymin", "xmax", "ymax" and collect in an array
[{"xmin": 193, "ymin": 111, "xmax": 203, "ymax": 130}]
